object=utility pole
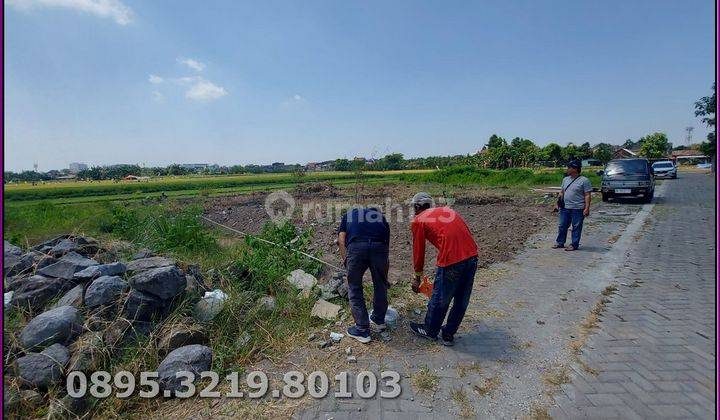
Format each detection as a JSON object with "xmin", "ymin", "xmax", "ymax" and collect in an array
[{"xmin": 685, "ymin": 126, "xmax": 694, "ymax": 145}]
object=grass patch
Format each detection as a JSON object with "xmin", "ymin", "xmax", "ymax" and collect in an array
[
  {"xmin": 450, "ymin": 388, "xmax": 475, "ymax": 418},
  {"xmin": 4, "ymin": 171, "xmax": 421, "ymax": 202},
  {"xmin": 412, "ymin": 365, "xmax": 439, "ymax": 393},
  {"xmin": 528, "ymin": 403, "xmax": 552, "ymax": 420},
  {"xmin": 473, "ymin": 375, "xmax": 501, "ymax": 396},
  {"xmin": 456, "ymin": 361, "xmax": 482, "ymax": 378},
  {"xmin": 543, "ymin": 367, "xmax": 570, "ymax": 386}
]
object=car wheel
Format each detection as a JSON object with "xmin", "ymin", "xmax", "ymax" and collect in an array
[
  {"xmin": 601, "ymin": 193, "xmax": 609, "ymax": 202},
  {"xmin": 643, "ymin": 191, "xmax": 653, "ymax": 203}
]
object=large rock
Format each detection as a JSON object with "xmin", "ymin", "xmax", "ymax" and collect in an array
[
  {"xmin": 11, "ymin": 276, "xmax": 69, "ymax": 311},
  {"xmin": 157, "ymin": 322, "xmax": 208, "ymax": 354},
  {"xmin": 47, "ymin": 394, "xmax": 89, "ymax": 420},
  {"xmin": 103, "ymin": 318, "xmax": 153, "ymax": 351},
  {"xmin": 129, "ymin": 266, "xmax": 185, "ymax": 300},
  {"xmin": 257, "ymin": 295, "xmax": 276, "ymax": 311},
  {"xmin": 319, "ymin": 276, "xmax": 343, "ymax": 300},
  {"xmin": 287, "ymin": 269, "xmax": 317, "ymax": 291},
  {"xmin": 131, "ymin": 249, "xmax": 154, "ymax": 260},
  {"xmin": 157, "ymin": 345, "xmax": 212, "ymax": 393},
  {"xmin": 124, "ymin": 289, "xmax": 167, "ymax": 321},
  {"xmin": 125, "ymin": 256, "xmax": 174, "ymax": 273},
  {"xmin": 84, "ymin": 276, "xmax": 128, "ymax": 307},
  {"xmin": 20, "ymin": 306, "xmax": 83, "ymax": 350},
  {"xmin": 4, "ymin": 240, "xmax": 23, "ymax": 257},
  {"xmin": 14, "ymin": 343, "xmax": 70, "ymax": 388},
  {"xmin": 46, "ymin": 237, "xmax": 98, "ymax": 258},
  {"xmin": 4, "ymin": 253, "xmax": 35, "ymax": 277},
  {"xmin": 311, "ymin": 299, "xmax": 342, "ymax": 320},
  {"xmin": 193, "ymin": 297, "xmax": 224, "ymax": 322},
  {"xmin": 37, "ymin": 252, "xmax": 98, "ymax": 280},
  {"xmin": 48, "ymin": 239, "xmax": 79, "ymax": 257},
  {"xmin": 3, "ymin": 389, "xmax": 43, "ymax": 412},
  {"xmin": 73, "ymin": 262, "xmax": 126, "ymax": 280},
  {"xmin": 31, "ymin": 235, "xmax": 70, "ymax": 252},
  {"xmin": 54, "ymin": 284, "xmax": 85, "ymax": 308},
  {"xmin": 67, "ymin": 332, "xmax": 104, "ymax": 372}
]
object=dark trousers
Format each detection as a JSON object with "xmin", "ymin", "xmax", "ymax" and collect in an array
[
  {"xmin": 346, "ymin": 241, "xmax": 389, "ymax": 331},
  {"xmin": 556, "ymin": 208, "xmax": 585, "ymax": 248},
  {"xmin": 424, "ymin": 256, "xmax": 478, "ymax": 338}
]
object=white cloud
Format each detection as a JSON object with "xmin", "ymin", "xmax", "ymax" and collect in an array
[
  {"xmin": 148, "ymin": 74, "xmax": 164, "ymax": 84},
  {"xmin": 281, "ymin": 93, "xmax": 307, "ymax": 107},
  {"xmin": 151, "ymin": 90, "xmax": 164, "ymax": 103},
  {"xmin": 177, "ymin": 57, "xmax": 205, "ymax": 72},
  {"xmin": 185, "ymin": 79, "xmax": 227, "ymax": 101},
  {"xmin": 7, "ymin": 0, "xmax": 134, "ymax": 25}
]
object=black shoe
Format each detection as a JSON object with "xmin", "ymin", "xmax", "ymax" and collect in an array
[
  {"xmin": 410, "ymin": 322, "xmax": 436, "ymax": 341},
  {"xmin": 347, "ymin": 326, "xmax": 371, "ymax": 344},
  {"xmin": 440, "ymin": 334, "xmax": 454, "ymax": 347}
]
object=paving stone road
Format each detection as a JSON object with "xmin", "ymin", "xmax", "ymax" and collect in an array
[
  {"xmin": 552, "ymin": 172, "xmax": 716, "ymax": 419},
  {"xmin": 294, "ymin": 171, "xmax": 715, "ymax": 420}
]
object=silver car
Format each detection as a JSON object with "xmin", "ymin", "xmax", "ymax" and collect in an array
[{"xmin": 652, "ymin": 160, "xmax": 677, "ymax": 179}]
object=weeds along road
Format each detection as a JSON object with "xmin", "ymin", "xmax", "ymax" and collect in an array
[{"xmin": 290, "ymin": 173, "xmax": 714, "ymax": 419}]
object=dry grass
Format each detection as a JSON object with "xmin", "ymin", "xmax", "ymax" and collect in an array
[
  {"xmin": 576, "ymin": 357, "xmax": 599, "ymax": 375},
  {"xmin": 473, "ymin": 375, "xmax": 501, "ymax": 396},
  {"xmin": 528, "ymin": 403, "xmax": 552, "ymax": 420},
  {"xmin": 601, "ymin": 284, "xmax": 618, "ymax": 296},
  {"xmin": 512, "ymin": 341, "xmax": 534, "ymax": 351},
  {"xmin": 450, "ymin": 388, "xmax": 475, "ymax": 418},
  {"xmin": 456, "ymin": 362, "xmax": 482, "ymax": 378},
  {"xmin": 542, "ymin": 367, "xmax": 570, "ymax": 386},
  {"xmin": 412, "ymin": 365, "xmax": 440, "ymax": 393}
]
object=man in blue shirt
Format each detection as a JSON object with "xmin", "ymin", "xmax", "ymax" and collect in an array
[{"xmin": 337, "ymin": 207, "xmax": 390, "ymax": 343}]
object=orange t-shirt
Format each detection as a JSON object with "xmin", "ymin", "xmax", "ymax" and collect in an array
[{"xmin": 411, "ymin": 207, "xmax": 478, "ymax": 273}]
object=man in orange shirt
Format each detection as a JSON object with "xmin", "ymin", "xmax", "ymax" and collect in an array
[{"xmin": 409, "ymin": 192, "xmax": 478, "ymax": 346}]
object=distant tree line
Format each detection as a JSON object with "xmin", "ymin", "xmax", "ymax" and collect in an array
[{"xmin": 8, "ymin": 123, "xmax": 707, "ymax": 183}]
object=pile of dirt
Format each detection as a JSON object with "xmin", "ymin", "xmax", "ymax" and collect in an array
[{"xmin": 294, "ymin": 182, "xmax": 339, "ymax": 197}]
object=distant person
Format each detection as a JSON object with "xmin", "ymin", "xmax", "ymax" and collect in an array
[
  {"xmin": 408, "ymin": 192, "xmax": 478, "ymax": 346},
  {"xmin": 337, "ymin": 206, "xmax": 390, "ymax": 343},
  {"xmin": 553, "ymin": 160, "xmax": 592, "ymax": 251}
]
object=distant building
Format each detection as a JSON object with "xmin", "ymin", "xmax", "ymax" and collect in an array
[
  {"xmin": 671, "ymin": 149, "xmax": 710, "ymax": 165},
  {"xmin": 68, "ymin": 162, "xmax": 88, "ymax": 173},
  {"xmin": 611, "ymin": 148, "xmax": 638, "ymax": 159},
  {"xmin": 581, "ymin": 159, "xmax": 602, "ymax": 167},
  {"xmin": 305, "ymin": 160, "xmax": 335, "ymax": 172}
]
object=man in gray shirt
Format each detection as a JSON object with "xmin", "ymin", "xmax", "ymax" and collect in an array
[{"xmin": 553, "ymin": 160, "xmax": 592, "ymax": 251}]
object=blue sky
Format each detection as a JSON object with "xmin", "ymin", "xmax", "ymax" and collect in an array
[{"xmin": 4, "ymin": 0, "xmax": 715, "ymax": 172}]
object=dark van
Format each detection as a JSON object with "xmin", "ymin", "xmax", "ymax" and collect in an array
[{"xmin": 600, "ymin": 158, "xmax": 655, "ymax": 203}]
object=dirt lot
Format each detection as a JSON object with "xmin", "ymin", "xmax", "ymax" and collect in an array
[{"xmin": 203, "ymin": 183, "xmax": 553, "ymax": 285}]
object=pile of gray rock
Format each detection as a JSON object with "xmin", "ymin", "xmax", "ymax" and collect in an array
[{"xmin": 3, "ymin": 236, "xmax": 214, "ymax": 415}]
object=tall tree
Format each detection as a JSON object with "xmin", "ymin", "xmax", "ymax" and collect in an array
[
  {"xmin": 487, "ymin": 134, "xmax": 506, "ymax": 149},
  {"xmin": 593, "ymin": 143, "xmax": 613, "ymax": 163},
  {"xmin": 639, "ymin": 132, "xmax": 670, "ymax": 159},
  {"xmin": 542, "ymin": 143, "xmax": 564, "ymax": 166},
  {"xmin": 695, "ymin": 83, "xmax": 716, "ymax": 171}
]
